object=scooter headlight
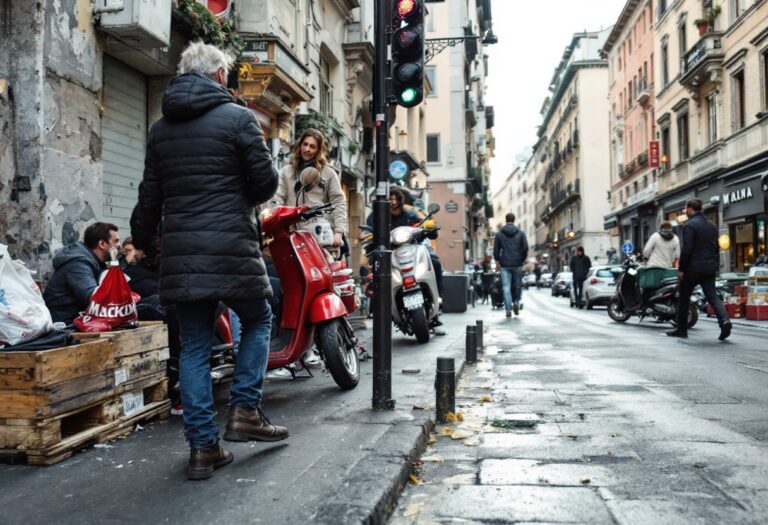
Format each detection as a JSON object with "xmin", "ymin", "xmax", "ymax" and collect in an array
[
  {"xmin": 259, "ymin": 207, "xmax": 274, "ymax": 221},
  {"xmin": 391, "ymin": 227, "xmax": 414, "ymax": 245}
]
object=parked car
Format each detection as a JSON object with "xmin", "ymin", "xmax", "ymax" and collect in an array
[
  {"xmin": 540, "ymin": 273, "xmax": 553, "ymax": 288},
  {"xmin": 571, "ymin": 266, "xmax": 620, "ymax": 309},
  {"xmin": 551, "ymin": 272, "xmax": 573, "ymax": 297},
  {"xmin": 523, "ymin": 274, "xmax": 537, "ymax": 289}
]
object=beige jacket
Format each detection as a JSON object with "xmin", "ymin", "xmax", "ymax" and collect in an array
[
  {"xmin": 643, "ymin": 231, "xmax": 680, "ymax": 268},
  {"xmin": 270, "ymin": 164, "xmax": 348, "ymax": 235}
]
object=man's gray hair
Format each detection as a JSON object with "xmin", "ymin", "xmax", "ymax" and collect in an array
[{"xmin": 178, "ymin": 41, "xmax": 233, "ymax": 75}]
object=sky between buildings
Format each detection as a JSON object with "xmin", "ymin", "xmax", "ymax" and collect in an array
[{"xmin": 486, "ymin": 0, "xmax": 624, "ymax": 194}]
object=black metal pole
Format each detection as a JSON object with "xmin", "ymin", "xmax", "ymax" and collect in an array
[
  {"xmin": 465, "ymin": 325, "xmax": 477, "ymax": 364},
  {"xmin": 476, "ymin": 320, "xmax": 484, "ymax": 350},
  {"xmin": 372, "ymin": 0, "xmax": 394, "ymax": 410},
  {"xmin": 435, "ymin": 357, "xmax": 455, "ymax": 423}
]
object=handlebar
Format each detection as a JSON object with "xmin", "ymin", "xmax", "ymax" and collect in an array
[{"xmin": 299, "ymin": 202, "xmax": 333, "ymax": 221}]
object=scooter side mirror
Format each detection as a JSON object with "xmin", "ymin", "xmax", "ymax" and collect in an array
[{"xmin": 427, "ymin": 202, "xmax": 440, "ymax": 215}]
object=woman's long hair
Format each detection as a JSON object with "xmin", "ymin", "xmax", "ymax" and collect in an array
[{"xmin": 290, "ymin": 128, "xmax": 329, "ymax": 173}]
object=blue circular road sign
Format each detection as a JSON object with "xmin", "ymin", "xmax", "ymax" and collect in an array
[
  {"xmin": 389, "ymin": 159, "xmax": 408, "ymax": 180},
  {"xmin": 621, "ymin": 241, "xmax": 634, "ymax": 255}
]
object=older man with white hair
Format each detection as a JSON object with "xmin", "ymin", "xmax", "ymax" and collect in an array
[{"xmin": 131, "ymin": 41, "xmax": 286, "ymax": 480}]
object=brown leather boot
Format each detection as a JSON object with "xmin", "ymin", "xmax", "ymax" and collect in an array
[
  {"xmin": 187, "ymin": 445, "xmax": 233, "ymax": 480},
  {"xmin": 223, "ymin": 405, "xmax": 289, "ymax": 443}
]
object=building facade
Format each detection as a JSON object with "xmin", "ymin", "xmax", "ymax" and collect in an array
[
  {"xmin": 423, "ymin": 0, "xmax": 495, "ymax": 271},
  {"xmin": 653, "ymin": 0, "xmax": 768, "ymax": 271},
  {"xmin": 0, "ymin": 0, "xmax": 374, "ymax": 275},
  {"xmin": 603, "ymin": 0, "xmax": 659, "ymax": 254},
  {"xmin": 538, "ymin": 30, "xmax": 613, "ymax": 274}
]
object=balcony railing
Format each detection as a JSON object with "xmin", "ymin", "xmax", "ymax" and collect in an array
[
  {"xmin": 635, "ymin": 78, "xmax": 652, "ymax": 107},
  {"xmin": 680, "ymin": 32, "xmax": 724, "ymax": 88},
  {"xmin": 540, "ymin": 179, "xmax": 581, "ymax": 222}
]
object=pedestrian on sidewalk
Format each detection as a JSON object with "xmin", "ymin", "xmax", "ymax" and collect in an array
[
  {"xmin": 667, "ymin": 198, "xmax": 732, "ymax": 341},
  {"xmin": 570, "ymin": 246, "xmax": 591, "ymax": 309},
  {"xmin": 131, "ymin": 41, "xmax": 288, "ymax": 481},
  {"xmin": 493, "ymin": 212, "xmax": 529, "ymax": 317}
]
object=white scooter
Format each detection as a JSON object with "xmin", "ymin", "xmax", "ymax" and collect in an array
[{"xmin": 361, "ymin": 204, "xmax": 441, "ymax": 344}]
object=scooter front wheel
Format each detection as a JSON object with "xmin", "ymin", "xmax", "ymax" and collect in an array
[
  {"xmin": 318, "ymin": 319, "xmax": 359, "ymax": 390},
  {"xmin": 607, "ymin": 296, "xmax": 630, "ymax": 323}
]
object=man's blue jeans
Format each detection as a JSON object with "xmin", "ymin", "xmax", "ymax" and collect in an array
[
  {"xmin": 500, "ymin": 267, "xmax": 523, "ymax": 313},
  {"xmin": 176, "ymin": 298, "xmax": 271, "ymax": 448}
]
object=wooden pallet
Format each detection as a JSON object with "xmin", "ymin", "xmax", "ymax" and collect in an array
[
  {"xmin": 0, "ymin": 378, "xmax": 170, "ymax": 465},
  {"xmin": 74, "ymin": 322, "xmax": 169, "ymax": 359}
]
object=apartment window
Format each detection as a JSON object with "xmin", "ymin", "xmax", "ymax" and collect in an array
[
  {"xmin": 732, "ymin": 69, "xmax": 746, "ymax": 131},
  {"xmin": 319, "ymin": 55, "xmax": 333, "ymax": 117},
  {"xmin": 658, "ymin": 0, "xmax": 667, "ymax": 19},
  {"xmin": 628, "ymin": 36, "xmax": 632, "ymax": 56},
  {"xmin": 628, "ymin": 80, "xmax": 634, "ymax": 106},
  {"xmin": 762, "ymin": 48, "xmax": 768, "ymax": 109},
  {"xmin": 677, "ymin": 113, "xmax": 689, "ymax": 161},
  {"xmin": 707, "ymin": 92, "xmax": 718, "ymax": 144},
  {"xmin": 678, "ymin": 22, "xmax": 687, "ymax": 58},
  {"xmin": 729, "ymin": 0, "xmax": 746, "ymax": 21},
  {"xmin": 426, "ymin": 134, "xmax": 440, "ymax": 163},
  {"xmin": 425, "ymin": 66, "xmax": 437, "ymax": 97},
  {"xmin": 661, "ymin": 41, "xmax": 669, "ymax": 87}
]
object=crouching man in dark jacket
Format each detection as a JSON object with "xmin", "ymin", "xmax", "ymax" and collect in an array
[
  {"xmin": 131, "ymin": 42, "xmax": 285, "ymax": 480},
  {"xmin": 494, "ymin": 213, "xmax": 529, "ymax": 317},
  {"xmin": 43, "ymin": 222, "xmax": 120, "ymax": 325}
]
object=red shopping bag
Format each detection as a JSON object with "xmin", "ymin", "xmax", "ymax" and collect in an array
[{"xmin": 73, "ymin": 263, "xmax": 140, "ymax": 332}]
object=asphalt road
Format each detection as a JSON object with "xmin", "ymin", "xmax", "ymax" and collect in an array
[{"xmin": 391, "ymin": 288, "xmax": 768, "ymax": 524}]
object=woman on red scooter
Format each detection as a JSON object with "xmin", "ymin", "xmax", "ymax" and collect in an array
[{"xmin": 270, "ymin": 129, "xmax": 348, "ymax": 368}]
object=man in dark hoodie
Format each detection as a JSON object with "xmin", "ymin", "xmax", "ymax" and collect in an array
[
  {"xmin": 569, "ymin": 246, "xmax": 592, "ymax": 309},
  {"xmin": 494, "ymin": 213, "xmax": 529, "ymax": 317},
  {"xmin": 43, "ymin": 222, "xmax": 120, "ymax": 325},
  {"xmin": 131, "ymin": 42, "xmax": 285, "ymax": 480}
]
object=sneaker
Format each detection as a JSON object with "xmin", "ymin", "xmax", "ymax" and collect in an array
[
  {"xmin": 303, "ymin": 349, "xmax": 323, "ymax": 368},
  {"xmin": 718, "ymin": 321, "xmax": 732, "ymax": 341},
  {"xmin": 505, "ymin": 310, "xmax": 512, "ymax": 318},
  {"xmin": 267, "ymin": 367, "xmax": 294, "ymax": 378},
  {"xmin": 513, "ymin": 302, "xmax": 520, "ymax": 316}
]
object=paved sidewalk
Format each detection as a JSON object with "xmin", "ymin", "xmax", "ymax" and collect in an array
[
  {"xmin": 0, "ymin": 307, "xmax": 486, "ymax": 525},
  {"xmin": 390, "ymin": 295, "xmax": 768, "ymax": 524}
]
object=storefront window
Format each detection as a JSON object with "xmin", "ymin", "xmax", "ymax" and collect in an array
[{"xmin": 731, "ymin": 222, "xmax": 755, "ymax": 271}]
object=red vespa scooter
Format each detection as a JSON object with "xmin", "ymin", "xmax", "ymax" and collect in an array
[{"xmin": 261, "ymin": 190, "xmax": 360, "ymax": 390}]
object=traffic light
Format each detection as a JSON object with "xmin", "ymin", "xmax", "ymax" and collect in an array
[{"xmin": 391, "ymin": 0, "xmax": 425, "ymax": 108}]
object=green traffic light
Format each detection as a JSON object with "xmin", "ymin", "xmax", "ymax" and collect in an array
[{"xmin": 400, "ymin": 88, "xmax": 418, "ymax": 104}]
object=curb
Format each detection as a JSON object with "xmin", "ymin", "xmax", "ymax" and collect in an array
[
  {"xmin": 700, "ymin": 315, "xmax": 768, "ymax": 330},
  {"xmin": 312, "ymin": 358, "xmax": 469, "ymax": 524}
]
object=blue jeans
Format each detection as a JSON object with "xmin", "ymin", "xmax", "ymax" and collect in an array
[
  {"xmin": 500, "ymin": 267, "xmax": 523, "ymax": 312},
  {"xmin": 574, "ymin": 279, "xmax": 585, "ymax": 307},
  {"xmin": 176, "ymin": 298, "xmax": 271, "ymax": 448}
]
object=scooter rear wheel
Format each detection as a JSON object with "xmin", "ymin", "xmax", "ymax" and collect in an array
[
  {"xmin": 607, "ymin": 296, "xmax": 630, "ymax": 323},
  {"xmin": 410, "ymin": 306, "xmax": 431, "ymax": 344},
  {"xmin": 318, "ymin": 319, "xmax": 359, "ymax": 390}
]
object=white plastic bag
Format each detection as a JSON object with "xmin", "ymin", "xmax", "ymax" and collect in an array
[{"xmin": 0, "ymin": 244, "xmax": 54, "ymax": 347}]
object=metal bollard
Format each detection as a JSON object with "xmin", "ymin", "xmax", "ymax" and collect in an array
[
  {"xmin": 466, "ymin": 325, "xmax": 477, "ymax": 364},
  {"xmin": 476, "ymin": 320, "xmax": 484, "ymax": 350},
  {"xmin": 435, "ymin": 357, "xmax": 456, "ymax": 423}
]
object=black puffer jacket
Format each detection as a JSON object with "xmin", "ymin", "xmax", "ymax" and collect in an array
[
  {"xmin": 43, "ymin": 242, "xmax": 103, "ymax": 324},
  {"xmin": 493, "ymin": 224, "xmax": 529, "ymax": 269},
  {"xmin": 131, "ymin": 73, "xmax": 278, "ymax": 304}
]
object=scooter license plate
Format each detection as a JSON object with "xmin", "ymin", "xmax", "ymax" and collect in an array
[{"xmin": 403, "ymin": 292, "xmax": 424, "ymax": 310}]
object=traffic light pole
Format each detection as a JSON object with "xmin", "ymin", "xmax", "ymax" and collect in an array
[{"xmin": 372, "ymin": 0, "xmax": 394, "ymax": 410}]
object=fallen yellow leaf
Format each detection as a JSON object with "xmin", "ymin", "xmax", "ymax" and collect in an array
[
  {"xmin": 440, "ymin": 427, "xmax": 454, "ymax": 437},
  {"xmin": 480, "ymin": 395, "xmax": 491, "ymax": 403},
  {"xmin": 462, "ymin": 438, "xmax": 481, "ymax": 446},
  {"xmin": 409, "ymin": 474, "xmax": 424, "ymax": 485},
  {"xmin": 444, "ymin": 411, "xmax": 458, "ymax": 423},
  {"xmin": 427, "ymin": 433, "xmax": 437, "ymax": 445},
  {"xmin": 422, "ymin": 454, "xmax": 445, "ymax": 463},
  {"xmin": 456, "ymin": 411, "xmax": 465, "ymax": 421}
]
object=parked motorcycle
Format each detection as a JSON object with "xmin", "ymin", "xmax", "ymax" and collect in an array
[
  {"xmin": 260, "ymin": 172, "xmax": 360, "ymax": 390},
  {"xmin": 607, "ymin": 257, "xmax": 699, "ymax": 328},
  {"xmin": 360, "ymin": 204, "xmax": 441, "ymax": 344}
]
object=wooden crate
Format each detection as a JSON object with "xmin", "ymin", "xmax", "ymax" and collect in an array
[
  {"xmin": 113, "ymin": 347, "xmax": 169, "ymax": 389},
  {"xmin": 74, "ymin": 322, "xmax": 169, "ymax": 360},
  {"xmin": 0, "ymin": 339, "xmax": 112, "ymax": 390},
  {"xmin": 0, "ymin": 378, "xmax": 170, "ymax": 465}
]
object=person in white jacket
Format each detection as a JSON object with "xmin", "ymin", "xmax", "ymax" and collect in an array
[{"xmin": 643, "ymin": 221, "xmax": 680, "ymax": 268}]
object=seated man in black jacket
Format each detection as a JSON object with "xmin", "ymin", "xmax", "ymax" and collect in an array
[{"xmin": 43, "ymin": 222, "xmax": 120, "ymax": 325}]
